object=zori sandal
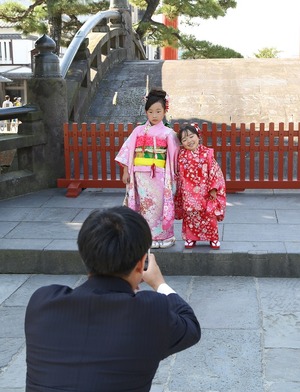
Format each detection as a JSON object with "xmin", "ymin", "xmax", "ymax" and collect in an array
[
  {"xmin": 184, "ymin": 240, "xmax": 196, "ymax": 249},
  {"xmin": 151, "ymin": 241, "xmax": 160, "ymax": 249},
  {"xmin": 159, "ymin": 237, "xmax": 176, "ymax": 249},
  {"xmin": 210, "ymin": 240, "xmax": 220, "ymax": 250}
]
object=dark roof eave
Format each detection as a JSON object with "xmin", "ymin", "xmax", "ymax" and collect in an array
[{"xmin": 4, "ymin": 73, "xmax": 33, "ymax": 80}]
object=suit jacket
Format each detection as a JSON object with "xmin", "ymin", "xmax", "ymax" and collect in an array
[{"xmin": 25, "ymin": 276, "xmax": 200, "ymax": 392}]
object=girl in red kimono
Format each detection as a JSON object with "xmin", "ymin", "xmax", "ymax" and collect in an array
[{"xmin": 174, "ymin": 124, "xmax": 226, "ymax": 249}]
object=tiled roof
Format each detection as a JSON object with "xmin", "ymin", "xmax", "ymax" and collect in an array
[
  {"xmin": 0, "ymin": 21, "xmax": 16, "ymax": 28},
  {"xmin": 0, "ymin": 75, "xmax": 12, "ymax": 82},
  {"xmin": 0, "ymin": 34, "xmax": 22, "ymax": 39},
  {"xmin": 0, "ymin": 65, "xmax": 33, "ymax": 79}
]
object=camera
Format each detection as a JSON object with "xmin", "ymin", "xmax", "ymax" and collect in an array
[{"xmin": 144, "ymin": 249, "xmax": 150, "ymax": 271}]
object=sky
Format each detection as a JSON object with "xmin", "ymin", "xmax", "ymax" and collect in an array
[{"xmin": 180, "ymin": 0, "xmax": 300, "ymax": 58}]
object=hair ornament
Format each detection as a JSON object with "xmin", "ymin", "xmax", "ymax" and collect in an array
[
  {"xmin": 190, "ymin": 122, "xmax": 201, "ymax": 134},
  {"xmin": 165, "ymin": 94, "xmax": 170, "ymax": 112}
]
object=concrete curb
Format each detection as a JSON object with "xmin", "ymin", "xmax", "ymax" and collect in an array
[{"xmin": 1, "ymin": 249, "xmax": 299, "ymax": 277}]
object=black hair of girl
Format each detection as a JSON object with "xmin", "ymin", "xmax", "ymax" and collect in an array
[
  {"xmin": 178, "ymin": 124, "xmax": 200, "ymax": 143},
  {"xmin": 145, "ymin": 88, "xmax": 167, "ymax": 111}
]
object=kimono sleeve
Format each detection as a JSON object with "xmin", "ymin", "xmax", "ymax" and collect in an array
[
  {"xmin": 115, "ymin": 128, "xmax": 138, "ymax": 168},
  {"xmin": 207, "ymin": 148, "xmax": 227, "ymax": 221},
  {"xmin": 166, "ymin": 129, "xmax": 180, "ymax": 179}
]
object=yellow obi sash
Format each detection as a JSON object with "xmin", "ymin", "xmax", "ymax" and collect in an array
[{"xmin": 134, "ymin": 157, "xmax": 166, "ymax": 168}]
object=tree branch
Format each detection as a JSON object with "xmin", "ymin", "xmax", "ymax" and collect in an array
[
  {"xmin": 0, "ymin": 0, "xmax": 44, "ymax": 23},
  {"xmin": 136, "ymin": 0, "xmax": 160, "ymax": 38}
]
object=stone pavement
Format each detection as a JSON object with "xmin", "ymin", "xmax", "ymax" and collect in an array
[
  {"xmin": 0, "ymin": 188, "xmax": 300, "ymax": 277},
  {"xmin": 0, "ymin": 188, "xmax": 300, "ymax": 391},
  {"xmin": 1, "ymin": 274, "xmax": 300, "ymax": 392}
]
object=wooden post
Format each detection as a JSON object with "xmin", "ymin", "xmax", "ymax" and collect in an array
[{"xmin": 161, "ymin": 16, "xmax": 178, "ymax": 60}]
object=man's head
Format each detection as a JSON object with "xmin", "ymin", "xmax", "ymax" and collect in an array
[{"xmin": 78, "ymin": 206, "xmax": 152, "ymax": 276}]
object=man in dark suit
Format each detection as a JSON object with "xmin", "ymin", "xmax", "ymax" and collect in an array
[{"xmin": 25, "ymin": 206, "xmax": 200, "ymax": 392}]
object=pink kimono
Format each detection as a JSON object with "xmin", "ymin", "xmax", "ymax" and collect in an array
[
  {"xmin": 115, "ymin": 120, "xmax": 179, "ymax": 241},
  {"xmin": 174, "ymin": 144, "xmax": 226, "ymax": 242}
]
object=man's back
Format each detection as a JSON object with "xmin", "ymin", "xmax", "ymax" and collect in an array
[
  {"xmin": 25, "ymin": 275, "xmax": 200, "ymax": 392},
  {"xmin": 2, "ymin": 99, "xmax": 13, "ymax": 108}
]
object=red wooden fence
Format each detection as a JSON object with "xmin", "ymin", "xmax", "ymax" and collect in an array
[{"xmin": 57, "ymin": 122, "xmax": 300, "ymax": 197}]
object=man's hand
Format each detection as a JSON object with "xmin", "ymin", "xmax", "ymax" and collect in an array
[{"xmin": 142, "ymin": 253, "xmax": 165, "ymax": 291}]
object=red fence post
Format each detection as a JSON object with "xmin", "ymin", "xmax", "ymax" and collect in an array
[{"xmin": 57, "ymin": 121, "xmax": 300, "ymax": 197}]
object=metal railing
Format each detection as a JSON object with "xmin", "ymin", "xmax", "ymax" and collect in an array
[{"xmin": 60, "ymin": 9, "xmax": 120, "ymax": 78}]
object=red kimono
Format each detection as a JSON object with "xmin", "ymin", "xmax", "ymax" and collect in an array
[{"xmin": 174, "ymin": 145, "xmax": 226, "ymax": 242}]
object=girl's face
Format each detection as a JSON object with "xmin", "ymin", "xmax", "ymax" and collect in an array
[
  {"xmin": 146, "ymin": 102, "xmax": 165, "ymax": 126},
  {"xmin": 181, "ymin": 130, "xmax": 200, "ymax": 151}
]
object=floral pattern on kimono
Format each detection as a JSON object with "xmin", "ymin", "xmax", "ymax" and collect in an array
[
  {"xmin": 174, "ymin": 144, "xmax": 226, "ymax": 242},
  {"xmin": 115, "ymin": 120, "xmax": 179, "ymax": 240}
]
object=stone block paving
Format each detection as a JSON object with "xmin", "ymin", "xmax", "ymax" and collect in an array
[
  {"xmin": 0, "ymin": 274, "xmax": 300, "ymax": 392},
  {"xmin": 0, "ymin": 188, "xmax": 300, "ymax": 276},
  {"xmin": 0, "ymin": 188, "xmax": 300, "ymax": 391}
]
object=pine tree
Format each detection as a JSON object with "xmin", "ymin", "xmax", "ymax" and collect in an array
[
  {"xmin": 132, "ymin": 0, "xmax": 241, "ymax": 58},
  {"xmin": 0, "ymin": 0, "xmax": 109, "ymax": 55},
  {"xmin": 0, "ymin": 0, "xmax": 242, "ymax": 58}
]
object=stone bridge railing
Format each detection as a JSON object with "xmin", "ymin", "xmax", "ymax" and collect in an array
[
  {"xmin": 0, "ymin": 0, "xmax": 146, "ymax": 200},
  {"xmin": 62, "ymin": 6, "xmax": 146, "ymax": 123}
]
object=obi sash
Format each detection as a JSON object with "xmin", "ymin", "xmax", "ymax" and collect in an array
[{"xmin": 134, "ymin": 157, "xmax": 166, "ymax": 168}]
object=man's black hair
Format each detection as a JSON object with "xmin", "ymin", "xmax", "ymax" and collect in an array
[{"xmin": 77, "ymin": 206, "xmax": 152, "ymax": 276}]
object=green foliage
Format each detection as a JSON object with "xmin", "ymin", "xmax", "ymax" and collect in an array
[
  {"xmin": 0, "ymin": 1, "xmax": 47, "ymax": 35},
  {"xmin": 180, "ymin": 35, "xmax": 243, "ymax": 59},
  {"xmin": 254, "ymin": 47, "xmax": 281, "ymax": 58},
  {"xmin": 0, "ymin": 0, "xmax": 239, "ymax": 59},
  {"xmin": 131, "ymin": 0, "xmax": 147, "ymax": 10},
  {"xmin": 143, "ymin": 23, "xmax": 180, "ymax": 47},
  {"xmin": 132, "ymin": 0, "xmax": 238, "ymax": 58},
  {"xmin": 130, "ymin": 0, "xmax": 237, "ymax": 20},
  {"xmin": 0, "ymin": 0, "xmax": 109, "ymax": 53},
  {"xmin": 158, "ymin": 0, "xmax": 227, "ymax": 20}
]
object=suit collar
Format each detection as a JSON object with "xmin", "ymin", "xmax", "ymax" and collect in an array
[{"xmin": 81, "ymin": 275, "xmax": 134, "ymax": 294}]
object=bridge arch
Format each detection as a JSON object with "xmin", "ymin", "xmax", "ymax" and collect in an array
[{"xmin": 0, "ymin": 1, "xmax": 146, "ymax": 200}]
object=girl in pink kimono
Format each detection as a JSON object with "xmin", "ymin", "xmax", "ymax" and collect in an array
[
  {"xmin": 115, "ymin": 88, "xmax": 179, "ymax": 249},
  {"xmin": 174, "ymin": 124, "xmax": 226, "ymax": 249}
]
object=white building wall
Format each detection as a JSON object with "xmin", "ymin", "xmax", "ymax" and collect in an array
[{"xmin": 12, "ymin": 39, "xmax": 34, "ymax": 64}]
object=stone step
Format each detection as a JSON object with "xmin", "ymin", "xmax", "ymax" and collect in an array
[{"xmin": 0, "ymin": 188, "xmax": 299, "ymax": 277}]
